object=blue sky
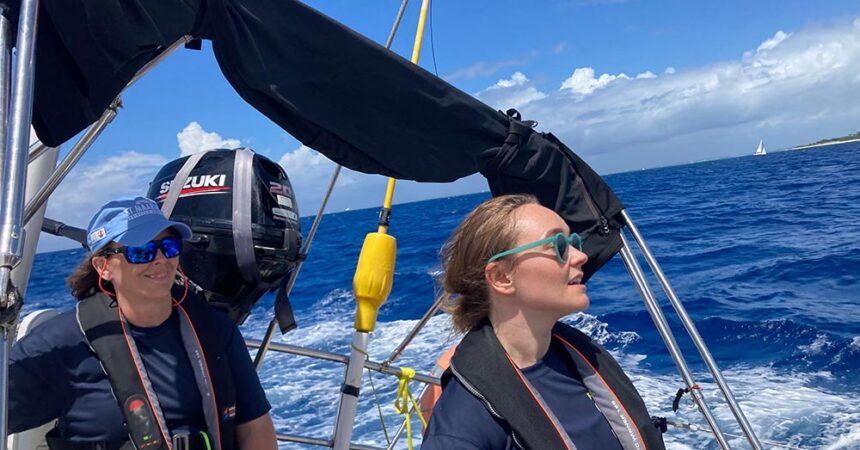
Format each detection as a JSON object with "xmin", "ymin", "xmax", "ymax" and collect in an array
[{"xmin": 35, "ymin": 0, "xmax": 860, "ymax": 252}]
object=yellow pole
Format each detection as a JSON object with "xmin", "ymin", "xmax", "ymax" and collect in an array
[
  {"xmin": 353, "ymin": 0, "xmax": 432, "ymax": 333},
  {"xmin": 410, "ymin": 0, "xmax": 431, "ymax": 66},
  {"xmin": 378, "ymin": 0, "xmax": 430, "ymax": 234}
]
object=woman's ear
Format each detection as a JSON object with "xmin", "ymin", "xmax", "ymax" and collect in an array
[
  {"xmin": 485, "ymin": 262, "xmax": 515, "ymax": 296},
  {"xmin": 92, "ymin": 256, "xmax": 110, "ymax": 280}
]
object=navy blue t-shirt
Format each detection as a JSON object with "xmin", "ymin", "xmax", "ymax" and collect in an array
[
  {"xmin": 9, "ymin": 305, "xmax": 270, "ymax": 443},
  {"xmin": 422, "ymin": 345, "xmax": 623, "ymax": 450}
]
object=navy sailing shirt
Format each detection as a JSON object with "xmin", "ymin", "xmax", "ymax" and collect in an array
[
  {"xmin": 423, "ymin": 344, "xmax": 623, "ymax": 449},
  {"xmin": 8, "ymin": 306, "xmax": 269, "ymax": 442}
]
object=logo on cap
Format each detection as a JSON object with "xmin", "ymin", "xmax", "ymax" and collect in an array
[
  {"xmin": 126, "ymin": 199, "xmax": 162, "ymax": 220},
  {"xmin": 89, "ymin": 227, "xmax": 106, "ymax": 243}
]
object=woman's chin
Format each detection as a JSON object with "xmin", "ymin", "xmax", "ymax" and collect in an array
[{"xmin": 568, "ymin": 294, "xmax": 590, "ymax": 314}]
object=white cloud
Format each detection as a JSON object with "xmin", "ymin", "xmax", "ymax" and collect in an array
[
  {"xmin": 757, "ymin": 30, "xmax": 791, "ymax": 52},
  {"xmin": 473, "ymin": 17, "xmax": 860, "ymax": 173},
  {"xmin": 476, "ymin": 72, "xmax": 547, "ymax": 110},
  {"xmin": 177, "ymin": 121, "xmax": 241, "ymax": 156},
  {"xmin": 279, "ymin": 145, "xmax": 357, "ymax": 189},
  {"xmin": 38, "ymin": 151, "xmax": 169, "ymax": 252},
  {"xmin": 278, "ymin": 145, "xmax": 365, "ymax": 216},
  {"xmin": 494, "ymin": 71, "xmax": 529, "ymax": 88},
  {"xmin": 559, "ymin": 67, "xmax": 632, "ymax": 95}
]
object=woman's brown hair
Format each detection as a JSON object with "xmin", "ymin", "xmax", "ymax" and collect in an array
[
  {"xmin": 67, "ymin": 251, "xmax": 113, "ymax": 300},
  {"xmin": 439, "ymin": 194, "xmax": 538, "ymax": 333}
]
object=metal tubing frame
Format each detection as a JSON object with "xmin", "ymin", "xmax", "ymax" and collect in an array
[
  {"xmin": 0, "ymin": 0, "xmax": 38, "ymax": 283},
  {"xmin": 26, "ymin": 141, "xmax": 49, "ymax": 163},
  {"xmin": 621, "ymin": 210, "xmax": 762, "ymax": 449},
  {"xmin": 128, "ymin": 36, "xmax": 193, "ymax": 88},
  {"xmin": 20, "ymin": 35, "xmax": 190, "ymax": 224},
  {"xmin": 333, "ymin": 332, "xmax": 371, "ymax": 450},
  {"xmin": 382, "ymin": 295, "xmax": 443, "ymax": 367},
  {"xmin": 0, "ymin": 1, "xmax": 39, "ymax": 448},
  {"xmin": 0, "ymin": 10, "xmax": 11, "ymax": 192},
  {"xmin": 618, "ymin": 234, "xmax": 731, "ymax": 449},
  {"xmin": 0, "ymin": 14, "xmax": 12, "ymax": 448},
  {"xmin": 246, "ymin": 338, "xmax": 438, "ymax": 386},
  {"xmin": 22, "ymin": 99, "xmax": 120, "ymax": 224}
]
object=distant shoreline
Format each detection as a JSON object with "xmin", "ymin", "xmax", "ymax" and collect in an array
[{"xmin": 791, "ymin": 137, "xmax": 860, "ymax": 150}]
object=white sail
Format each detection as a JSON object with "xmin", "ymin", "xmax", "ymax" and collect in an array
[{"xmin": 754, "ymin": 139, "xmax": 767, "ymax": 156}]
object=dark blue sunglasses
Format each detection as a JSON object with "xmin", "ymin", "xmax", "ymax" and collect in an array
[{"xmin": 102, "ymin": 237, "xmax": 183, "ymax": 264}]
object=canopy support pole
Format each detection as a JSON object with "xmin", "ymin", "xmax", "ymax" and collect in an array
[
  {"xmin": 621, "ymin": 210, "xmax": 762, "ymax": 449},
  {"xmin": 618, "ymin": 234, "xmax": 731, "ymax": 449},
  {"xmin": 0, "ymin": 0, "xmax": 39, "ymax": 448},
  {"xmin": 22, "ymin": 99, "xmax": 120, "ymax": 224},
  {"xmin": 381, "ymin": 295, "xmax": 442, "ymax": 367}
]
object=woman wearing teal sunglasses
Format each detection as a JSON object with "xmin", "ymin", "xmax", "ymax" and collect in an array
[{"xmin": 422, "ymin": 195, "xmax": 665, "ymax": 450}]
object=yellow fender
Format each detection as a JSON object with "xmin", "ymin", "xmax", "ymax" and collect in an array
[{"xmin": 352, "ymin": 232, "xmax": 396, "ymax": 332}]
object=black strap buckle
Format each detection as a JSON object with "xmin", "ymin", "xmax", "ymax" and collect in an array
[{"xmin": 172, "ymin": 430, "xmax": 191, "ymax": 450}]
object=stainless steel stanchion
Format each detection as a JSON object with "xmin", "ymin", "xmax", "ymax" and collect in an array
[
  {"xmin": 0, "ymin": 1, "xmax": 40, "ymax": 448},
  {"xmin": 332, "ymin": 332, "xmax": 371, "ymax": 450},
  {"xmin": 621, "ymin": 210, "xmax": 762, "ymax": 450},
  {"xmin": 618, "ymin": 234, "xmax": 731, "ymax": 449},
  {"xmin": 0, "ymin": 12, "xmax": 13, "ymax": 450}
]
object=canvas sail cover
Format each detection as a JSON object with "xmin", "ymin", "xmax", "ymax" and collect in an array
[{"xmin": 3, "ymin": 0, "xmax": 623, "ymax": 280}]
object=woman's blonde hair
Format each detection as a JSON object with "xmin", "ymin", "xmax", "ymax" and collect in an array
[{"xmin": 439, "ymin": 194, "xmax": 538, "ymax": 333}]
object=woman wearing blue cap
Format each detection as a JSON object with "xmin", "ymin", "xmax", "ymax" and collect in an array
[{"xmin": 8, "ymin": 197, "xmax": 277, "ymax": 450}]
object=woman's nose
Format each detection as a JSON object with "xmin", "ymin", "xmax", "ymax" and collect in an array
[
  {"xmin": 151, "ymin": 248, "xmax": 168, "ymax": 263},
  {"xmin": 568, "ymin": 246, "xmax": 588, "ymax": 267}
]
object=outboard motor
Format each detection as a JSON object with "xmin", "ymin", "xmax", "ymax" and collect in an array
[{"xmin": 147, "ymin": 148, "xmax": 302, "ymax": 328}]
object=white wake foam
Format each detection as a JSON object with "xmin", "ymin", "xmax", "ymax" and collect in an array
[{"xmin": 248, "ymin": 310, "xmax": 859, "ymax": 449}]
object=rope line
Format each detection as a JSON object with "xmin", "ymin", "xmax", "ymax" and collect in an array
[
  {"xmin": 428, "ymin": 0, "xmax": 438, "ymax": 76},
  {"xmin": 394, "ymin": 367, "xmax": 427, "ymax": 450}
]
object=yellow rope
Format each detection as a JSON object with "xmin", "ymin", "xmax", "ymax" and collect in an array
[{"xmin": 394, "ymin": 367, "xmax": 427, "ymax": 450}]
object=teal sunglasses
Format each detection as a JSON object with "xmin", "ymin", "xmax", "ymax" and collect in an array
[{"xmin": 488, "ymin": 232, "xmax": 583, "ymax": 264}]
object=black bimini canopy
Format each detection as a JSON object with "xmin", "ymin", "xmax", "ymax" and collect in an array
[{"xmin": 4, "ymin": 0, "xmax": 624, "ymax": 280}]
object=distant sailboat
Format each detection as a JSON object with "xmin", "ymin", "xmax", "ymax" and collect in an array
[{"xmin": 754, "ymin": 139, "xmax": 767, "ymax": 156}]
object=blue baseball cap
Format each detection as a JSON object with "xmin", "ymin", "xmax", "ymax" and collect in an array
[{"xmin": 86, "ymin": 197, "xmax": 193, "ymax": 253}]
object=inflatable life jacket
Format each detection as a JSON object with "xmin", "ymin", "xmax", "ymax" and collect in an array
[
  {"xmin": 147, "ymin": 148, "xmax": 302, "ymax": 330},
  {"xmin": 441, "ymin": 321, "xmax": 665, "ymax": 450},
  {"xmin": 75, "ymin": 293, "xmax": 237, "ymax": 450}
]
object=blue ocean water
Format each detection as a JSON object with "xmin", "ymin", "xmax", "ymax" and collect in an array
[{"xmin": 22, "ymin": 142, "xmax": 860, "ymax": 449}]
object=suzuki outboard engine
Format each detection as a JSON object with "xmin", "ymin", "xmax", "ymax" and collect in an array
[{"xmin": 147, "ymin": 148, "xmax": 302, "ymax": 327}]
